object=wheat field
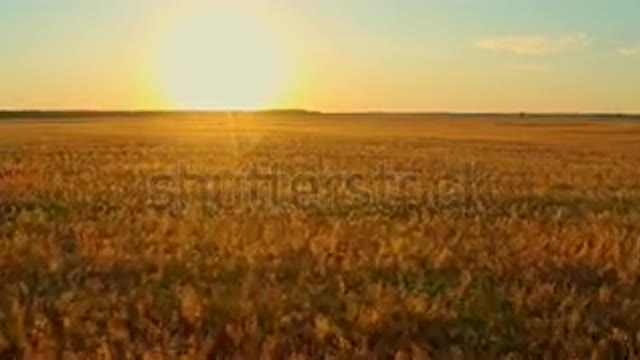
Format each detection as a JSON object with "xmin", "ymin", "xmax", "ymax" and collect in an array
[{"xmin": 1, "ymin": 113, "xmax": 640, "ymax": 358}]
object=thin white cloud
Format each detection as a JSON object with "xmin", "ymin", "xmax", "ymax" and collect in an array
[
  {"xmin": 618, "ymin": 45, "xmax": 640, "ymax": 57},
  {"xmin": 474, "ymin": 33, "xmax": 592, "ymax": 55},
  {"xmin": 511, "ymin": 64, "xmax": 553, "ymax": 73}
]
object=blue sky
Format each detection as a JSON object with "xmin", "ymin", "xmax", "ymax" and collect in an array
[{"xmin": 1, "ymin": 0, "xmax": 639, "ymax": 112}]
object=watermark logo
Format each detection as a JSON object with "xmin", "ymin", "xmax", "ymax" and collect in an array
[{"xmin": 145, "ymin": 160, "xmax": 515, "ymax": 216}]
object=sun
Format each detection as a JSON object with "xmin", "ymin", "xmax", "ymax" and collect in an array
[{"xmin": 156, "ymin": 10, "xmax": 288, "ymax": 110}]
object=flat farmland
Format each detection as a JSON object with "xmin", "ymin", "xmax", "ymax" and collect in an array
[{"xmin": 1, "ymin": 113, "xmax": 640, "ymax": 358}]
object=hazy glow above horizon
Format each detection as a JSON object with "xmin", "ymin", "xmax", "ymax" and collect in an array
[
  {"xmin": 0, "ymin": 0, "xmax": 639, "ymax": 113},
  {"xmin": 156, "ymin": 7, "xmax": 290, "ymax": 110}
]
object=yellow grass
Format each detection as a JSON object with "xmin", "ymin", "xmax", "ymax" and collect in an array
[{"xmin": 1, "ymin": 114, "xmax": 640, "ymax": 358}]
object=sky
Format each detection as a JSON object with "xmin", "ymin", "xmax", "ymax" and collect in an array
[{"xmin": 0, "ymin": 0, "xmax": 639, "ymax": 113}]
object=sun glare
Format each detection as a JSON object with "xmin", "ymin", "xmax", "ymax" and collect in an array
[{"xmin": 156, "ymin": 10, "xmax": 288, "ymax": 110}]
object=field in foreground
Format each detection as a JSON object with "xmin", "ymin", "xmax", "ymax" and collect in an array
[{"xmin": 1, "ymin": 113, "xmax": 640, "ymax": 358}]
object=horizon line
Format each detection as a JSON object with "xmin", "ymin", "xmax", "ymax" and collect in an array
[{"xmin": 1, "ymin": 109, "xmax": 639, "ymax": 118}]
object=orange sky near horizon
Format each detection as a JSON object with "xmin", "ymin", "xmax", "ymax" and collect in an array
[{"xmin": 1, "ymin": 1, "xmax": 639, "ymax": 113}]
